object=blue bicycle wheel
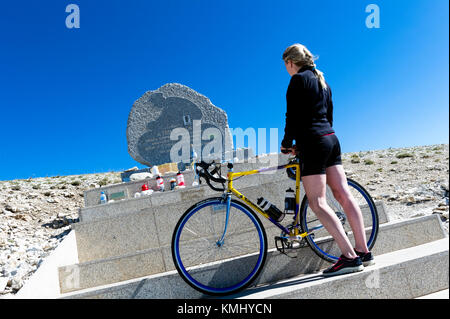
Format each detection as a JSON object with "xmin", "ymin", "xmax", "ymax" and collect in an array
[
  {"xmin": 300, "ymin": 178, "xmax": 379, "ymax": 263},
  {"xmin": 171, "ymin": 197, "xmax": 267, "ymax": 296}
]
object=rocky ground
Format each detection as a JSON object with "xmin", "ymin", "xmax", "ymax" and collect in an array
[
  {"xmin": 0, "ymin": 143, "xmax": 448, "ymax": 297},
  {"xmin": 341, "ymin": 144, "xmax": 449, "ymax": 225},
  {"xmin": 0, "ymin": 171, "xmax": 122, "ymax": 296}
]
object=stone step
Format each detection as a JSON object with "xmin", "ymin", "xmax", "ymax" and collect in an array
[
  {"xmin": 59, "ymin": 236, "xmax": 449, "ymax": 299},
  {"xmin": 79, "ymin": 180, "xmax": 289, "ymax": 224},
  {"xmin": 74, "ymin": 179, "xmax": 304, "ymax": 262},
  {"xmin": 83, "ymin": 153, "xmax": 287, "ymax": 207},
  {"xmin": 73, "ymin": 184, "xmax": 388, "ymax": 263},
  {"xmin": 235, "ymin": 238, "xmax": 449, "ymax": 299},
  {"xmin": 58, "ymin": 214, "xmax": 445, "ymax": 294}
]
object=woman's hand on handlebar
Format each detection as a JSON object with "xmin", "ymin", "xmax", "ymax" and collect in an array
[{"xmin": 280, "ymin": 145, "xmax": 297, "ymax": 156}]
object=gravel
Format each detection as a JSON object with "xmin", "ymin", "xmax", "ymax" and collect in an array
[{"xmin": 0, "ymin": 171, "xmax": 121, "ymax": 296}]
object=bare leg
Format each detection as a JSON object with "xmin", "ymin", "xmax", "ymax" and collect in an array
[
  {"xmin": 325, "ymin": 164, "xmax": 369, "ymax": 253},
  {"xmin": 302, "ymin": 174, "xmax": 358, "ymax": 259}
]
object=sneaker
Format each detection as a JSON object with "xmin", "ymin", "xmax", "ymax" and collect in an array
[
  {"xmin": 354, "ymin": 249, "xmax": 375, "ymax": 266},
  {"xmin": 322, "ymin": 255, "xmax": 364, "ymax": 277}
]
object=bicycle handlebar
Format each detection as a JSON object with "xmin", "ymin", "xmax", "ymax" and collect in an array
[
  {"xmin": 281, "ymin": 145, "xmax": 299, "ymax": 155},
  {"xmin": 196, "ymin": 160, "xmax": 227, "ymax": 192},
  {"xmin": 195, "ymin": 146, "xmax": 298, "ymax": 191}
]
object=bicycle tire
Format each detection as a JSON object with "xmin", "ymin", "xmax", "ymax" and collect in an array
[
  {"xmin": 299, "ymin": 178, "xmax": 379, "ymax": 263},
  {"xmin": 171, "ymin": 197, "xmax": 267, "ymax": 296}
]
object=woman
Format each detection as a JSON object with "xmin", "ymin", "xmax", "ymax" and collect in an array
[{"xmin": 280, "ymin": 43, "xmax": 374, "ymax": 276}]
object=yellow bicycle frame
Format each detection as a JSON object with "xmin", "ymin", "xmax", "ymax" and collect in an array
[{"xmin": 225, "ymin": 159, "xmax": 309, "ymax": 238}]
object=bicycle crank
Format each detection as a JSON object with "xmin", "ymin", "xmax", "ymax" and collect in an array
[{"xmin": 275, "ymin": 225, "xmax": 309, "ymax": 258}]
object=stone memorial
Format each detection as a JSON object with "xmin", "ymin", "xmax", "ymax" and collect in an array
[{"xmin": 127, "ymin": 83, "xmax": 234, "ymax": 168}]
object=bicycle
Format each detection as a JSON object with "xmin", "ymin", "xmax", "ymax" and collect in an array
[{"xmin": 171, "ymin": 150, "xmax": 379, "ymax": 296}]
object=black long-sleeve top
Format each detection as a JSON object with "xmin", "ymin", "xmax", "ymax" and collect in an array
[{"xmin": 281, "ymin": 65, "xmax": 335, "ymax": 149}]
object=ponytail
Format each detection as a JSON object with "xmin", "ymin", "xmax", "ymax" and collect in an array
[{"xmin": 312, "ymin": 68, "xmax": 327, "ymax": 90}]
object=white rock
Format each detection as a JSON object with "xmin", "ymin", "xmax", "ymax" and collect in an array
[
  {"xmin": 130, "ymin": 173, "xmax": 153, "ymax": 181},
  {"xmin": 0, "ymin": 277, "xmax": 9, "ymax": 293},
  {"xmin": 10, "ymin": 277, "xmax": 23, "ymax": 290},
  {"xmin": 62, "ymin": 192, "xmax": 75, "ymax": 198},
  {"xmin": 140, "ymin": 190, "xmax": 153, "ymax": 196},
  {"xmin": 5, "ymin": 204, "xmax": 20, "ymax": 213}
]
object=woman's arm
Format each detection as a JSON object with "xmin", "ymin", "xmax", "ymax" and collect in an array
[
  {"xmin": 326, "ymin": 86, "xmax": 333, "ymax": 127},
  {"xmin": 281, "ymin": 74, "xmax": 304, "ymax": 148}
]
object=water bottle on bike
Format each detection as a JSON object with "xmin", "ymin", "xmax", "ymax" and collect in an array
[{"xmin": 257, "ymin": 197, "xmax": 285, "ymax": 222}]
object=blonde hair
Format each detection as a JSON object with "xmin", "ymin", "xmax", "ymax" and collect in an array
[{"xmin": 282, "ymin": 43, "xmax": 327, "ymax": 89}]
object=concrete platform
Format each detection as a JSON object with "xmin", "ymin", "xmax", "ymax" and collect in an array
[
  {"xmin": 73, "ymin": 194, "xmax": 387, "ymax": 264},
  {"xmin": 60, "ymin": 201, "xmax": 388, "ymax": 293},
  {"xmin": 73, "ymin": 183, "xmax": 293, "ymax": 262},
  {"xmin": 57, "ymin": 215, "xmax": 447, "ymax": 298}
]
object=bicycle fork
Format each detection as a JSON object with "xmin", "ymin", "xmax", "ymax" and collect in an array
[{"xmin": 216, "ymin": 192, "xmax": 232, "ymax": 247}]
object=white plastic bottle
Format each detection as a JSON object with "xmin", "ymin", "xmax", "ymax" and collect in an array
[
  {"xmin": 192, "ymin": 162, "xmax": 199, "ymax": 186},
  {"xmin": 176, "ymin": 171, "xmax": 185, "ymax": 188},
  {"xmin": 100, "ymin": 191, "xmax": 107, "ymax": 204},
  {"xmin": 156, "ymin": 175, "xmax": 164, "ymax": 192}
]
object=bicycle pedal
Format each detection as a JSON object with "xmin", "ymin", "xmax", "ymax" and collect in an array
[
  {"xmin": 274, "ymin": 236, "xmax": 301, "ymax": 258},
  {"xmin": 274, "ymin": 236, "xmax": 288, "ymax": 252}
]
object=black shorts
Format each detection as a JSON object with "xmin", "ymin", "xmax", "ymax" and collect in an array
[{"xmin": 297, "ymin": 133, "xmax": 342, "ymax": 177}]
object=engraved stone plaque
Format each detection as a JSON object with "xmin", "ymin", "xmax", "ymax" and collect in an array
[{"xmin": 127, "ymin": 83, "xmax": 234, "ymax": 167}]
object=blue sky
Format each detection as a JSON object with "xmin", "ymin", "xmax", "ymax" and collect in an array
[{"xmin": 0, "ymin": 0, "xmax": 448, "ymax": 180}]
